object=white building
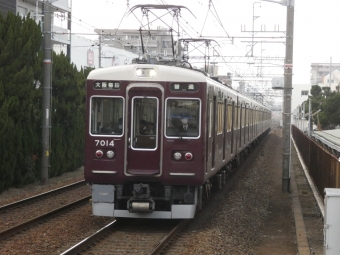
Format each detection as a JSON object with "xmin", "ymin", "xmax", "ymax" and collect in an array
[
  {"xmin": 310, "ymin": 63, "xmax": 340, "ymax": 84},
  {"xmin": 0, "ymin": 0, "xmax": 138, "ymax": 70},
  {"xmin": 1, "ymin": 0, "xmax": 72, "ymax": 56},
  {"xmin": 292, "ymin": 84, "xmax": 311, "ymax": 111},
  {"xmin": 94, "ymin": 27, "xmax": 174, "ymax": 58},
  {"xmin": 321, "ymin": 69, "xmax": 340, "ymax": 92},
  {"xmin": 71, "ymin": 35, "xmax": 138, "ymax": 70}
]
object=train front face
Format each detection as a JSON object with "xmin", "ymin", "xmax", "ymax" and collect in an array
[{"xmin": 85, "ymin": 65, "xmax": 206, "ymax": 219}]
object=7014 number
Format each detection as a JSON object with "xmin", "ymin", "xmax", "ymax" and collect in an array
[{"xmin": 95, "ymin": 140, "xmax": 114, "ymax": 146}]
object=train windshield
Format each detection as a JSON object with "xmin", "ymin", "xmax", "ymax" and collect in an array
[
  {"xmin": 90, "ymin": 97, "xmax": 124, "ymax": 135},
  {"xmin": 131, "ymin": 97, "xmax": 158, "ymax": 150},
  {"xmin": 165, "ymin": 98, "xmax": 200, "ymax": 138}
]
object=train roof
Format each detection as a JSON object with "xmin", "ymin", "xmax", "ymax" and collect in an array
[
  {"xmin": 88, "ymin": 64, "xmax": 271, "ymax": 111},
  {"xmin": 87, "ymin": 64, "xmax": 208, "ymax": 83}
]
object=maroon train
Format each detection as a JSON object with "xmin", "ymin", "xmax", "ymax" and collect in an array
[{"xmin": 84, "ymin": 61, "xmax": 271, "ymax": 219}]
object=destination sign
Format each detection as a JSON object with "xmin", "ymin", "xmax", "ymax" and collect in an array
[
  {"xmin": 170, "ymin": 83, "xmax": 199, "ymax": 92},
  {"xmin": 93, "ymin": 81, "xmax": 121, "ymax": 90}
]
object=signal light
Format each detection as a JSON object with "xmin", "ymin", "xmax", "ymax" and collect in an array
[{"xmin": 95, "ymin": 150, "xmax": 103, "ymax": 158}]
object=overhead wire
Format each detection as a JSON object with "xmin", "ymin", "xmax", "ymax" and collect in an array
[
  {"xmin": 48, "ymin": 0, "xmax": 254, "ymax": 76},
  {"xmin": 200, "ymin": 1, "xmax": 211, "ymax": 37},
  {"xmin": 210, "ymin": 1, "xmax": 230, "ymax": 38}
]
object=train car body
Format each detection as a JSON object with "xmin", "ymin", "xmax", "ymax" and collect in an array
[{"xmin": 85, "ymin": 63, "xmax": 271, "ymax": 219}]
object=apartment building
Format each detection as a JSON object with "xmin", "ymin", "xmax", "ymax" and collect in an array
[
  {"xmin": 310, "ymin": 62, "xmax": 340, "ymax": 84},
  {"xmin": 94, "ymin": 27, "xmax": 175, "ymax": 58},
  {"xmin": 0, "ymin": 0, "xmax": 72, "ymax": 57}
]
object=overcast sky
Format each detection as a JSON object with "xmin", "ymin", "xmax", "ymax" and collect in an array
[{"xmin": 69, "ymin": 0, "xmax": 340, "ymax": 85}]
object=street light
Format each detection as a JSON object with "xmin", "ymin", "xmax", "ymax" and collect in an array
[{"xmin": 261, "ymin": 0, "xmax": 295, "ymax": 193}]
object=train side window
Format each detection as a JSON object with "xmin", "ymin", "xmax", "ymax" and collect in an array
[
  {"xmin": 234, "ymin": 106, "xmax": 239, "ymax": 130},
  {"xmin": 227, "ymin": 104, "xmax": 232, "ymax": 131},
  {"xmin": 217, "ymin": 102, "xmax": 223, "ymax": 134},
  {"xmin": 90, "ymin": 97, "xmax": 123, "ymax": 135},
  {"xmin": 165, "ymin": 98, "xmax": 200, "ymax": 138}
]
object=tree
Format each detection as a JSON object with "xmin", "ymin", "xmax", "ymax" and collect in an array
[
  {"xmin": 310, "ymin": 84, "xmax": 322, "ymax": 97},
  {"xmin": 322, "ymin": 93, "xmax": 340, "ymax": 128},
  {"xmin": 49, "ymin": 52, "xmax": 86, "ymax": 176},
  {"xmin": 0, "ymin": 12, "xmax": 43, "ymax": 190}
]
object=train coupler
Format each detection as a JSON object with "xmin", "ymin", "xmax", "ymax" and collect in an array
[{"xmin": 127, "ymin": 199, "xmax": 155, "ymax": 213}]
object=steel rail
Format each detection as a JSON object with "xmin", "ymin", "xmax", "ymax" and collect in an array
[
  {"xmin": 149, "ymin": 219, "xmax": 189, "ymax": 255},
  {"xmin": 0, "ymin": 196, "xmax": 90, "ymax": 240},
  {"xmin": 0, "ymin": 180, "xmax": 86, "ymax": 211},
  {"xmin": 60, "ymin": 220, "xmax": 117, "ymax": 255}
]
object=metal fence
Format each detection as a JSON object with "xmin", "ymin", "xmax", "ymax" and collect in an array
[{"xmin": 292, "ymin": 125, "xmax": 340, "ymax": 199}]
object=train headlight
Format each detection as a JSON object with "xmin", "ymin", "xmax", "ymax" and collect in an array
[
  {"xmin": 136, "ymin": 68, "xmax": 156, "ymax": 78},
  {"xmin": 106, "ymin": 150, "xmax": 114, "ymax": 159},
  {"xmin": 95, "ymin": 150, "xmax": 103, "ymax": 158},
  {"xmin": 174, "ymin": 152, "xmax": 182, "ymax": 160},
  {"xmin": 185, "ymin": 152, "xmax": 193, "ymax": 160}
]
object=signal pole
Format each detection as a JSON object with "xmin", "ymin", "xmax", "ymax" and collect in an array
[{"xmin": 41, "ymin": 0, "xmax": 52, "ymax": 184}]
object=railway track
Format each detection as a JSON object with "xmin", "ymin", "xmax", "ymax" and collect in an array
[
  {"xmin": 1, "ymin": 129, "xmax": 286, "ymax": 255},
  {"xmin": 0, "ymin": 181, "xmax": 90, "ymax": 240},
  {"xmin": 58, "ymin": 133, "xmax": 270, "ymax": 254},
  {"xmin": 61, "ymin": 219, "xmax": 188, "ymax": 255}
]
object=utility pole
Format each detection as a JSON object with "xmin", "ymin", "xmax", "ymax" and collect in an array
[
  {"xmin": 99, "ymin": 34, "xmax": 102, "ymax": 68},
  {"xmin": 41, "ymin": 0, "xmax": 52, "ymax": 185},
  {"xmin": 329, "ymin": 57, "xmax": 332, "ymax": 88},
  {"xmin": 282, "ymin": 0, "xmax": 294, "ymax": 193}
]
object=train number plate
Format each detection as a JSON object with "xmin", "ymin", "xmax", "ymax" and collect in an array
[{"xmin": 95, "ymin": 140, "xmax": 114, "ymax": 147}]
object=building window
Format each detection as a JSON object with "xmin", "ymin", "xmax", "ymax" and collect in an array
[
  {"xmin": 301, "ymin": 90, "xmax": 308, "ymax": 96},
  {"xmin": 327, "ymin": 79, "xmax": 334, "ymax": 83}
]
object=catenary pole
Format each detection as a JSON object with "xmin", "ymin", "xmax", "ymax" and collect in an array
[
  {"xmin": 41, "ymin": 0, "xmax": 52, "ymax": 185},
  {"xmin": 282, "ymin": 0, "xmax": 294, "ymax": 193},
  {"xmin": 261, "ymin": 0, "xmax": 295, "ymax": 192}
]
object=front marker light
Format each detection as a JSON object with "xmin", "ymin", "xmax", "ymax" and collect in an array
[
  {"xmin": 107, "ymin": 150, "xmax": 114, "ymax": 159},
  {"xmin": 174, "ymin": 152, "xmax": 182, "ymax": 160}
]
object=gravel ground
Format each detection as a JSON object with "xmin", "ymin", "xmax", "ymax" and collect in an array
[
  {"xmin": 162, "ymin": 127, "xmax": 323, "ymax": 255},
  {"xmin": 0, "ymin": 127, "xmax": 324, "ymax": 255},
  {"xmin": 0, "ymin": 167, "xmax": 84, "ymax": 207}
]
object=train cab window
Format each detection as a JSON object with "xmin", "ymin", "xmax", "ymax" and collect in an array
[
  {"xmin": 131, "ymin": 97, "xmax": 158, "ymax": 150},
  {"xmin": 165, "ymin": 98, "xmax": 200, "ymax": 138},
  {"xmin": 90, "ymin": 97, "xmax": 124, "ymax": 135}
]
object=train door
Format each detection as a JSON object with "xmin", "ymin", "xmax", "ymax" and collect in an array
[
  {"xmin": 248, "ymin": 106, "xmax": 251, "ymax": 142},
  {"xmin": 125, "ymin": 84, "xmax": 163, "ymax": 176},
  {"xmin": 205, "ymin": 94, "xmax": 213, "ymax": 173},
  {"xmin": 240, "ymin": 104, "xmax": 243, "ymax": 148},
  {"xmin": 211, "ymin": 96, "xmax": 217, "ymax": 168},
  {"xmin": 244, "ymin": 104, "xmax": 247, "ymax": 145},
  {"xmin": 222, "ymin": 99, "xmax": 227, "ymax": 161},
  {"xmin": 230, "ymin": 101, "xmax": 235, "ymax": 155},
  {"xmin": 254, "ymin": 107, "xmax": 257, "ymax": 137},
  {"xmin": 235, "ymin": 102, "xmax": 240, "ymax": 153}
]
